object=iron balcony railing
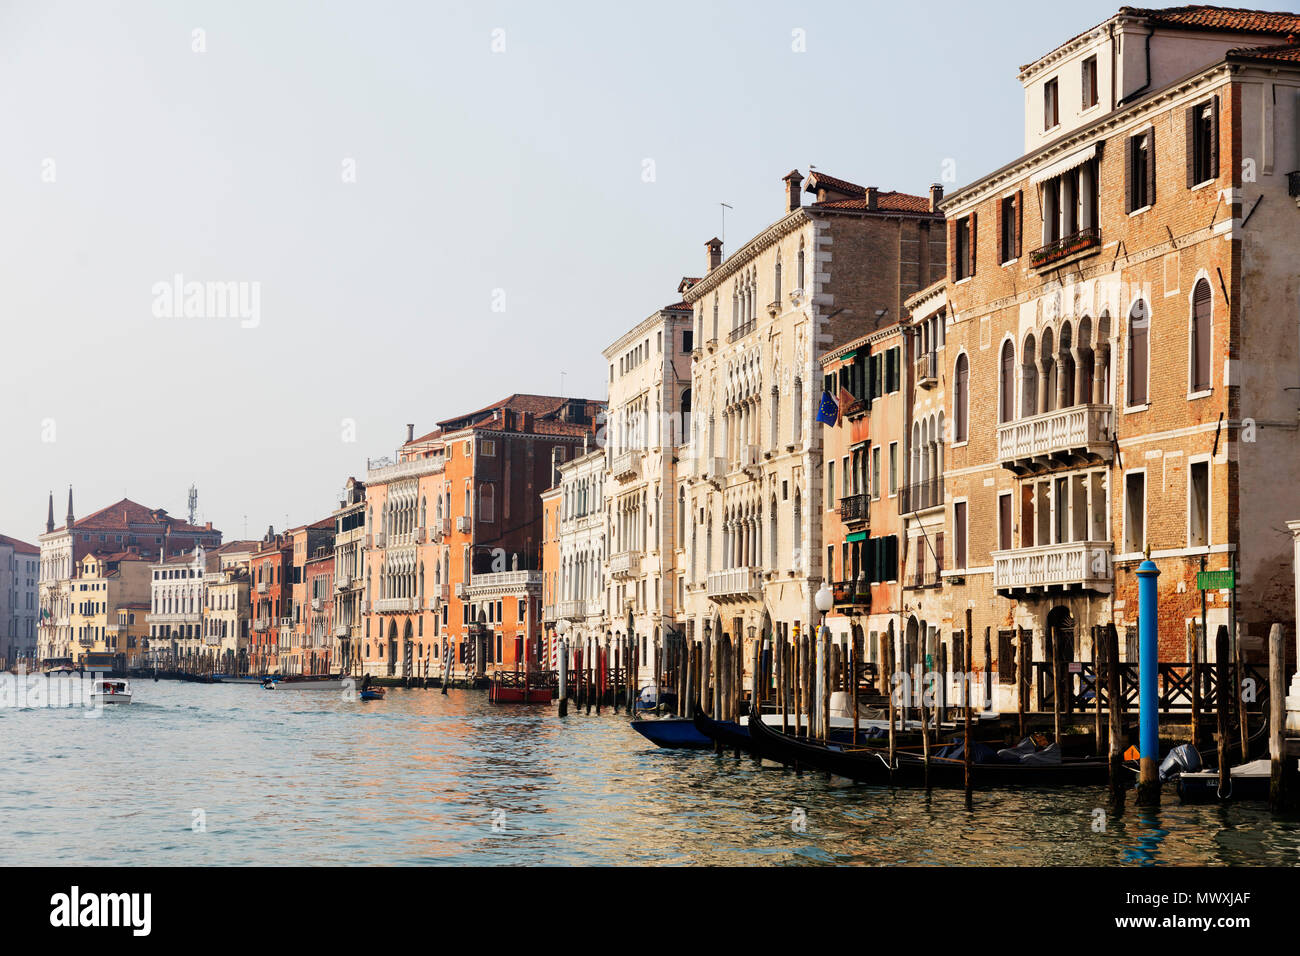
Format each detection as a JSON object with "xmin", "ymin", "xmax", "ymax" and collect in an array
[
  {"xmin": 1030, "ymin": 226, "xmax": 1101, "ymax": 268},
  {"xmin": 727, "ymin": 318, "xmax": 756, "ymax": 343},
  {"xmin": 838, "ymin": 494, "xmax": 870, "ymax": 526},
  {"xmin": 899, "ymin": 478, "xmax": 944, "ymax": 514}
]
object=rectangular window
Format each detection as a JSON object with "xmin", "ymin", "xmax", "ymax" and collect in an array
[
  {"xmin": 953, "ymin": 501, "xmax": 967, "ymax": 570},
  {"xmin": 1189, "ymin": 460, "xmax": 1209, "ymax": 547},
  {"xmin": 998, "ymin": 629, "xmax": 1016, "ymax": 684},
  {"xmin": 480, "ymin": 440, "xmax": 496, "ymax": 457},
  {"xmin": 827, "ymin": 468, "xmax": 835, "ymax": 510},
  {"xmin": 999, "ymin": 193, "xmax": 1021, "ymax": 262},
  {"xmin": 682, "ymin": 330, "xmax": 693, "ymax": 352},
  {"xmin": 1044, "ymin": 77, "xmax": 1059, "ymax": 130},
  {"xmin": 888, "ymin": 443, "xmax": 898, "ymax": 495},
  {"xmin": 954, "ymin": 215, "xmax": 976, "ymax": 280},
  {"xmin": 872, "ymin": 447, "xmax": 881, "ymax": 499},
  {"xmin": 1187, "ymin": 98, "xmax": 1219, "ymax": 187},
  {"xmin": 999, "ymin": 493, "xmax": 1013, "ymax": 550},
  {"xmin": 1127, "ymin": 128, "xmax": 1154, "ymax": 212},
  {"xmin": 1124, "ymin": 472, "xmax": 1146, "ymax": 554},
  {"xmin": 1081, "ymin": 56, "xmax": 1097, "ymax": 109}
]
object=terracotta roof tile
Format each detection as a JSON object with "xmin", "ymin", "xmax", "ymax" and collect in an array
[
  {"xmin": 1121, "ymin": 5, "xmax": 1300, "ymax": 34},
  {"xmin": 811, "ymin": 191, "xmax": 939, "ymax": 215},
  {"xmin": 804, "ymin": 171, "xmax": 866, "ymax": 197},
  {"xmin": 1229, "ymin": 39, "xmax": 1300, "ymax": 59}
]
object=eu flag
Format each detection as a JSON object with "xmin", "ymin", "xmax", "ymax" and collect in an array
[{"xmin": 816, "ymin": 389, "xmax": 839, "ymax": 426}]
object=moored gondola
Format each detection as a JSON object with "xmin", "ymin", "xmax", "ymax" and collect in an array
[{"xmin": 746, "ymin": 705, "xmax": 1114, "ymax": 788}]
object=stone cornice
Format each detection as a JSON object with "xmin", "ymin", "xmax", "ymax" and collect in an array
[{"xmin": 684, "ymin": 209, "xmax": 811, "ymax": 303}]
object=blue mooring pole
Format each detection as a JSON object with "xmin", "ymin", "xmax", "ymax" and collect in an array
[{"xmin": 1136, "ymin": 557, "xmax": 1161, "ymax": 806}]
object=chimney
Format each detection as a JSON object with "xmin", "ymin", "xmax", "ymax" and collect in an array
[
  {"xmin": 929, "ymin": 183, "xmax": 944, "ymax": 212},
  {"xmin": 521, "ymin": 410, "xmax": 534, "ymax": 432},
  {"xmin": 405, "ymin": 423, "xmax": 414, "ymax": 443},
  {"xmin": 866, "ymin": 186, "xmax": 878, "ymax": 210},
  {"xmin": 783, "ymin": 169, "xmax": 803, "ymax": 213},
  {"xmin": 705, "ymin": 237, "xmax": 723, "ymax": 273}
]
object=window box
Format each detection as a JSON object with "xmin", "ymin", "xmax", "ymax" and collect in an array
[{"xmin": 1030, "ymin": 226, "xmax": 1100, "ymax": 268}]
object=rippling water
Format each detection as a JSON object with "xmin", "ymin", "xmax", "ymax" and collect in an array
[{"xmin": 3, "ymin": 680, "xmax": 1298, "ymax": 866}]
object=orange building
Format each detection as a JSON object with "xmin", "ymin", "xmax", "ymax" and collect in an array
[{"xmin": 361, "ymin": 395, "xmax": 603, "ymax": 680}]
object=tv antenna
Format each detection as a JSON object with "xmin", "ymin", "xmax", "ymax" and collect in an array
[{"xmin": 187, "ymin": 485, "xmax": 198, "ymax": 525}]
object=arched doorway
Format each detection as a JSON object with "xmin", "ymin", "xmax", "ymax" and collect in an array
[
  {"xmin": 387, "ymin": 620, "xmax": 397, "ymax": 677},
  {"xmin": 1045, "ymin": 605, "xmax": 1076, "ymax": 713}
]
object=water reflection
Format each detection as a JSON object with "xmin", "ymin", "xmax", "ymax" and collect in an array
[{"xmin": 2, "ymin": 681, "xmax": 1299, "ymax": 866}]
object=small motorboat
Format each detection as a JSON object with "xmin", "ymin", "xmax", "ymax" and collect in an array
[
  {"xmin": 90, "ymin": 678, "xmax": 132, "ymax": 705},
  {"xmin": 630, "ymin": 716, "xmax": 713, "ymax": 749},
  {"xmin": 261, "ymin": 678, "xmax": 277, "ymax": 691},
  {"xmin": 359, "ymin": 687, "xmax": 386, "ymax": 701},
  {"xmin": 1178, "ymin": 758, "xmax": 1272, "ymax": 802}
]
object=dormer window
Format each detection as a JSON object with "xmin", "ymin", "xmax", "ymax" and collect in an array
[{"xmin": 1044, "ymin": 77, "xmax": 1059, "ymax": 130}]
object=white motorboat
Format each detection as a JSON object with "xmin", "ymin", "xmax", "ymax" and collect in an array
[{"xmin": 90, "ymin": 678, "xmax": 132, "ymax": 705}]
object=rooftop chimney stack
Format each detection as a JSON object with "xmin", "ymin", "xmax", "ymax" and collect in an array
[
  {"xmin": 866, "ymin": 186, "xmax": 878, "ymax": 210},
  {"xmin": 405, "ymin": 423, "xmax": 415, "ymax": 443},
  {"xmin": 929, "ymin": 183, "xmax": 944, "ymax": 212},
  {"xmin": 706, "ymin": 237, "xmax": 723, "ymax": 273},
  {"xmin": 783, "ymin": 169, "xmax": 803, "ymax": 213}
]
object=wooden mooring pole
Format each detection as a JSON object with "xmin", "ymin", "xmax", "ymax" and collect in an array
[
  {"xmin": 964, "ymin": 607, "xmax": 974, "ymax": 804},
  {"xmin": 1269, "ymin": 624, "xmax": 1286, "ymax": 811},
  {"xmin": 1017, "ymin": 626, "xmax": 1028, "ymax": 740},
  {"xmin": 1216, "ymin": 625, "xmax": 1229, "ymax": 800},
  {"xmin": 1107, "ymin": 623, "xmax": 1123, "ymax": 802}
]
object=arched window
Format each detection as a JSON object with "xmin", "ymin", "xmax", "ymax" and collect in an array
[
  {"xmin": 712, "ymin": 295, "xmax": 719, "ymax": 342},
  {"xmin": 999, "ymin": 339, "xmax": 1015, "ymax": 423},
  {"xmin": 680, "ymin": 387, "xmax": 691, "ymax": 414},
  {"xmin": 797, "ymin": 241, "xmax": 805, "ymax": 290},
  {"xmin": 1127, "ymin": 300, "xmax": 1149, "ymax": 406},
  {"xmin": 1021, "ymin": 334, "xmax": 1039, "ymax": 417},
  {"xmin": 677, "ymin": 487, "xmax": 686, "ymax": 548},
  {"xmin": 954, "ymin": 354, "xmax": 969, "ymax": 442},
  {"xmin": 1191, "ymin": 278, "xmax": 1212, "ymax": 392},
  {"xmin": 774, "ymin": 257, "xmax": 782, "ymax": 301},
  {"xmin": 793, "ymin": 490, "xmax": 802, "ymax": 571}
]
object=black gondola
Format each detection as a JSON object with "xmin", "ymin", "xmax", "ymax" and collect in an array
[{"xmin": 745, "ymin": 704, "xmax": 1115, "ymax": 788}]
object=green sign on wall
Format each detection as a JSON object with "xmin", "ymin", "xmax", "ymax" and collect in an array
[{"xmin": 1196, "ymin": 569, "xmax": 1235, "ymax": 591}]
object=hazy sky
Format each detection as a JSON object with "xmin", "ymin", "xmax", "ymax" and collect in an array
[{"xmin": 3, "ymin": 0, "xmax": 1290, "ymax": 542}]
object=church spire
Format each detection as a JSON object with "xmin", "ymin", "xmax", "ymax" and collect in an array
[
  {"xmin": 46, "ymin": 491, "xmax": 54, "ymax": 534},
  {"xmin": 66, "ymin": 486, "xmax": 74, "ymax": 529}
]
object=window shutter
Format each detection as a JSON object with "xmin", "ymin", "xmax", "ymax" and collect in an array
[
  {"xmin": 1014, "ymin": 191, "xmax": 1022, "ymax": 258},
  {"xmin": 996, "ymin": 195, "xmax": 1004, "ymax": 262},
  {"xmin": 1209, "ymin": 96, "xmax": 1220, "ymax": 181},
  {"xmin": 967, "ymin": 214, "xmax": 977, "ymax": 277},
  {"xmin": 1145, "ymin": 126, "xmax": 1156, "ymax": 208},
  {"xmin": 948, "ymin": 219, "xmax": 957, "ymax": 279},
  {"xmin": 1125, "ymin": 134, "xmax": 1135, "ymax": 212},
  {"xmin": 1185, "ymin": 106, "xmax": 1196, "ymax": 188},
  {"xmin": 890, "ymin": 348, "xmax": 900, "ymax": 392},
  {"xmin": 886, "ymin": 535, "xmax": 898, "ymax": 581},
  {"xmin": 1193, "ymin": 279, "xmax": 1212, "ymax": 390}
]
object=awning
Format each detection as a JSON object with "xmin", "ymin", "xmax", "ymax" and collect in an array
[{"xmin": 1029, "ymin": 144, "xmax": 1097, "ymax": 185}]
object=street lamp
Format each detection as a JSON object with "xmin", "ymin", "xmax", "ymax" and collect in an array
[{"xmin": 814, "ymin": 580, "xmax": 833, "ymax": 626}]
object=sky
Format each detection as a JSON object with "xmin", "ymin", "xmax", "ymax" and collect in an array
[{"xmin": 2, "ymin": 0, "xmax": 1293, "ymax": 543}]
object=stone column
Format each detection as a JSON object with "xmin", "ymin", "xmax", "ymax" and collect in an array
[
  {"xmin": 1092, "ymin": 346, "xmax": 1109, "ymax": 404},
  {"xmin": 1286, "ymin": 519, "xmax": 1300, "ymax": 732},
  {"xmin": 1054, "ymin": 358, "xmax": 1069, "ymax": 410},
  {"xmin": 1038, "ymin": 359, "xmax": 1051, "ymax": 413}
]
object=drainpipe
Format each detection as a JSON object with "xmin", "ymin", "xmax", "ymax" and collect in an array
[{"xmin": 1116, "ymin": 23, "xmax": 1154, "ymax": 108}]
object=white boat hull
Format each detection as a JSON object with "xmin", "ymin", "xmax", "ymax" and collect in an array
[{"xmin": 91, "ymin": 694, "xmax": 132, "ymax": 705}]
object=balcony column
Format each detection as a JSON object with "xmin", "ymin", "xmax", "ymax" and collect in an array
[
  {"xmin": 1054, "ymin": 358, "xmax": 1068, "ymax": 410},
  {"xmin": 1037, "ymin": 358, "xmax": 1051, "ymax": 413},
  {"xmin": 1092, "ymin": 346, "xmax": 1110, "ymax": 404}
]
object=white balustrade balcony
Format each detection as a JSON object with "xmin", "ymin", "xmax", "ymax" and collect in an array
[
  {"xmin": 608, "ymin": 552, "xmax": 641, "ymax": 578},
  {"xmin": 611, "ymin": 450, "xmax": 642, "ymax": 482},
  {"xmin": 456, "ymin": 516, "xmax": 473, "ymax": 533},
  {"xmin": 373, "ymin": 596, "xmax": 416, "ymax": 613},
  {"xmin": 706, "ymin": 567, "xmax": 763, "ymax": 601},
  {"xmin": 992, "ymin": 541, "xmax": 1113, "ymax": 594},
  {"xmin": 997, "ymin": 404, "xmax": 1114, "ymax": 472}
]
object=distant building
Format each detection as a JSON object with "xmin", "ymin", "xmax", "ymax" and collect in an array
[
  {"xmin": 249, "ymin": 529, "xmax": 293, "ymax": 674},
  {"xmin": 331, "ymin": 478, "xmax": 367, "ymax": 676},
  {"xmin": 545, "ymin": 447, "xmax": 606, "ymax": 677},
  {"xmin": 0, "ymin": 533, "xmax": 39, "ymax": 668},
  {"xmin": 37, "ymin": 492, "xmax": 221, "ymax": 665}
]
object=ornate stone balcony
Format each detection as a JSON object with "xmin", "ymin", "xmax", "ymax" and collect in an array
[
  {"xmin": 456, "ymin": 516, "xmax": 473, "ymax": 534},
  {"xmin": 373, "ymin": 596, "xmax": 416, "ymax": 614},
  {"xmin": 996, "ymin": 403, "xmax": 1114, "ymax": 473},
  {"xmin": 609, "ymin": 551, "xmax": 641, "ymax": 578},
  {"xmin": 706, "ymin": 567, "xmax": 762, "ymax": 601},
  {"xmin": 992, "ymin": 541, "xmax": 1113, "ymax": 595},
  {"xmin": 611, "ymin": 450, "xmax": 642, "ymax": 483}
]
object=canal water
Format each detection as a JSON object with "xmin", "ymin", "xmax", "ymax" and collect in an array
[{"xmin": 3, "ymin": 680, "xmax": 1299, "ymax": 866}]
